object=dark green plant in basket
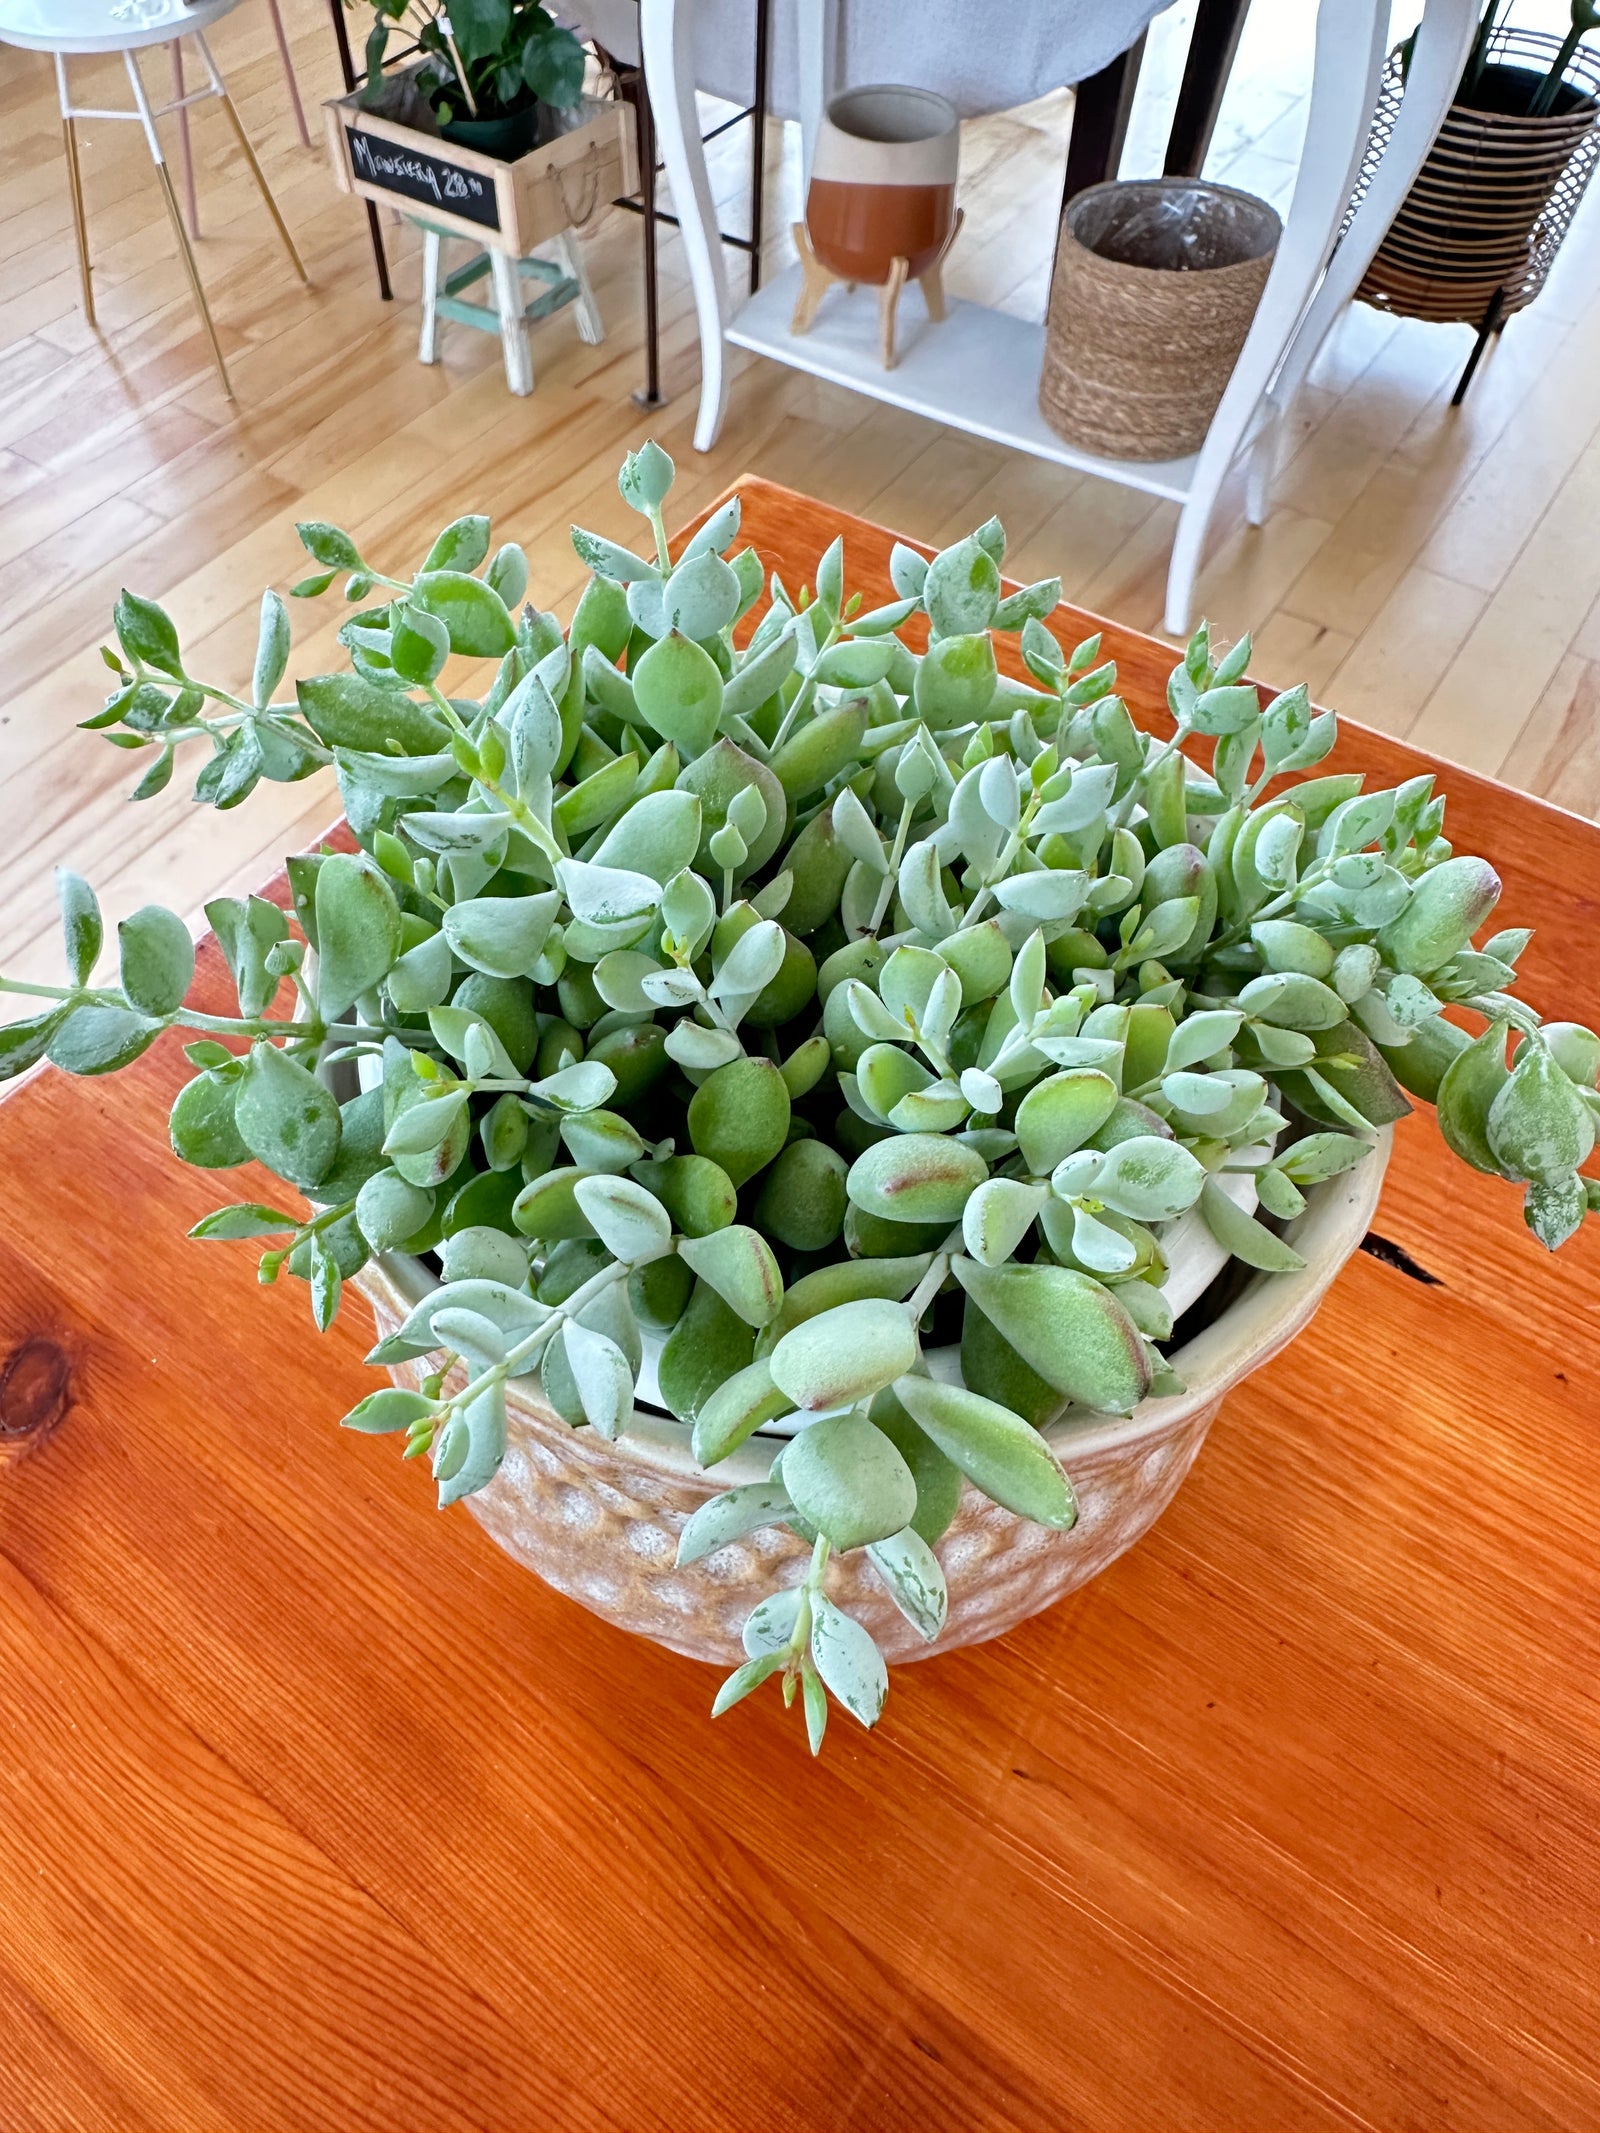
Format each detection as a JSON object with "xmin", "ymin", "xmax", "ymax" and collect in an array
[
  {"xmin": 8, "ymin": 441, "xmax": 1597, "ymax": 1750},
  {"xmin": 356, "ymin": 0, "xmax": 586, "ymax": 132}
]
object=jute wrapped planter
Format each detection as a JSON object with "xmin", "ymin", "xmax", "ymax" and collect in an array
[
  {"xmin": 1039, "ymin": 179, "xmax": 1281, "ymax": 463},
  {"xmin": 358, "ymin": 1137, "xmax": 1386, "ymax": 1667}
]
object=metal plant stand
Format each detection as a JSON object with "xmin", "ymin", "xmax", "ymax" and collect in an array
[{"xmin": 1345, "ymin": 26, "xmax": 1600, "ymax": 404}]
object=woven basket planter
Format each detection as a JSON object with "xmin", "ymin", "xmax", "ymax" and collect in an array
[
  {"xmin": 1353, "ymin": 28, "xmax": 1600, "ymax": 328},
  {"xmin": 1038, "ymin": 178, "xmax": 1280, "ymax": 463}
]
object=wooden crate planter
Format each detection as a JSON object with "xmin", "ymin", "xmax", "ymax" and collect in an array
[
  {"xmin": 324, "ymin": 78, "xmax": 633, "ymax": 254},
  {"xmin": 324, "ymin": 74, "xmax": 631, "ymax": 392}
]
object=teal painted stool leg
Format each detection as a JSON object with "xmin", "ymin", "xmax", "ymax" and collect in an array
[{"xmin": 409, "ymin": 216, "xmax": 603, "ymax": 395}]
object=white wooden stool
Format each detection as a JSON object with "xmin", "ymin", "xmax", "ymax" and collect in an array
[{"xmin": 415, "ymin": 222, "xmax": 602, "ymax": 396}]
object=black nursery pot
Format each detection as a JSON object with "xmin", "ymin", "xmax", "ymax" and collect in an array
[
  {"xmin": 440, "ymin": 103, "xmax": 544, "ymax": 160},
  {"xmin": 1466, "ymin": 61, "xmax": 1593, "ymax": 121}
]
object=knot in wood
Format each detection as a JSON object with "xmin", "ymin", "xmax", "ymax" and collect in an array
[{"xmin": 0, "ymin": 1337, "xmax": 73, "ymax": 1460}]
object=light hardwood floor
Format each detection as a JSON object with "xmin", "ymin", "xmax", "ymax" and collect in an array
[{"xmin": 2, "ymin": 0, "xmax": 1599, "ymax": 987}]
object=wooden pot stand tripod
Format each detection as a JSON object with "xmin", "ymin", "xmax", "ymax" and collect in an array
[{"xmin": 790, "ymin": 210, "xmax": 964, "ymax": 369}]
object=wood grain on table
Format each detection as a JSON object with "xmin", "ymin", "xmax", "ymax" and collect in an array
[{"xmin": 2, "ymin": 481, "xmax": 1599, "ymax": 2133}]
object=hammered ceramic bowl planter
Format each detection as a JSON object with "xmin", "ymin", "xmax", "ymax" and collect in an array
[{"xmin": 357, "ymin": 1134, "xmax": 1387, "ymax": 1668}]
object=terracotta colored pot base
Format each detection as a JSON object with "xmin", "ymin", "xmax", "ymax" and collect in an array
[{"xmin": 806, "ymin": 177, "xmax": 956, "ymax": 284}]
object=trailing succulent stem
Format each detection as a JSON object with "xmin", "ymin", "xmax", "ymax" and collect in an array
[{"xmin": 8, "ymin": 439, "xmax": 1596, "ymax": 1749}]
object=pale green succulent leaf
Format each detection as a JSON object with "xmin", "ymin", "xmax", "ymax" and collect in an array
[
  {"xmin": 572, "ymin": 1174, "xmax": 671, "ymax": 1262},
  {"xmin": 810, "ymin": 1596, "xmax": 889, "ymax": 1726},
  {"xmin": 866, "ymin": 1526, "xmax": 948, "ymax": 1641},
  {"xmin": 892, "ymin": 1372, "xmax": 1076, "ymax": 1527},
  {"xmin": 677, "ymin": 1481, "xmax": 794, "ymax": 1567},
  {"xmin": 781, "ymin": 1412, "xmax": 917, "ymax": 1553},
  {"xmin": 769, "ymin": 1297, "xmax": 917, "ymax": 1410},
  {"xmin": 1198, "ymin": 1176, "xmax": 1305, "ymax": 1272}
]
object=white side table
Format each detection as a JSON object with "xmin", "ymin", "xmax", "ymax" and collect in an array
[
  {"xmin": 641, "ymin": 0, "xmax": 1482, "ymax": 635},
  {"xmin": 0, "ymin": 0, "xmax": 310, "ymax": 402}
]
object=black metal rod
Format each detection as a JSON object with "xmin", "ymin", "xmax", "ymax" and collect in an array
[
  {"xmin": 1452, "ymin": 286, "xmax": 1508, "ymax": 406},
  {"xmin": 328, "ymin": 0, "xmax": 392, "ymax": 300},
  {"xmin": 632, "ymin": 62, "xmax": 663, "ymax": 409},
  {"xmin": 703, "ymin": 106, "xmax": 757, "ymax": 146},
  {"xmin": 1061, "ymin": 33, "xmax": 1146, "ymax": 209},
  {"xmin": 748, "ymin": 0, "xmax": 771, "ymax": 293},
  {"xmin": 611, "ymin": 200, "xmax": 754, "ymax": 252},
  {"xmin": 614, "ymin": 0, "xmax": 773, "ymax": 406}
]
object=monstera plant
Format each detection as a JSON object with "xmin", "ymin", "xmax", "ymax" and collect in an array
[{"xmin": 4, "ymin": 443, "xmax": 1595, "ymax": 1752}]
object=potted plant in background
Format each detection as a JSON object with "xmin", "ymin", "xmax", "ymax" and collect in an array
[
  {"xmin": 5, "ymin": 443, "xmax": 1596, "ymax": 1753},
  {"xmin": 1353, "ymin": 0, "xmax": 1600, "ymax": 398},
  {"xmin": 356, "ymin": 0, "xmax": 588, "ymax": 156}
]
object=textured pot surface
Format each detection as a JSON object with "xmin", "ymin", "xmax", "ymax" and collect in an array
[{"xmin": 358, "ymin": 1137, "xmax": 1387, "ymax": 1669}]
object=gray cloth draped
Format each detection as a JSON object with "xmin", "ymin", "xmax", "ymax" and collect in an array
[{"xmin": 570, "ymin": 0, "xmax": 1176, "ymax": 119}]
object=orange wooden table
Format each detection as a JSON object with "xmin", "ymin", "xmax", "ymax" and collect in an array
[{"xmin": 3, "ymin": 482, "xmax": 1600, "ymax": 2133}]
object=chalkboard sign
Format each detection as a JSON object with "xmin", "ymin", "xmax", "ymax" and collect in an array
[{"xmin": 346, "ymin": 128, "xmax": 500, "ymax": 230}]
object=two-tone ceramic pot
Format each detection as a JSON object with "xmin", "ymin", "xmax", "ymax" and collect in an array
[{"xmin": 804, "ymin": 85, "xmax": 960, "ymax": 286}]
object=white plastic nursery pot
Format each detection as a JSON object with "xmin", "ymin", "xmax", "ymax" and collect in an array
[{"xmin": 356, "ymin": 1133, "xmax": 1387, "ymax": 1669}]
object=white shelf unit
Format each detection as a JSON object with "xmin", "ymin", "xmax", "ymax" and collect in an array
[
  {"xmin": 727, "ymin": 266, "xmax": 1204, "ymax": 502},
  {"xmin": 639, "ymin": 0, "xmax": 1479, "ymax": 635}
]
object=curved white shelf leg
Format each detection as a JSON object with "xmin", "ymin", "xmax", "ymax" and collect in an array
[
  {"xmin": 1244, "ymin": 3, "xmax": 1388, "ymax": 528},
  {"xmin": 1164, "ymin": 0, "xmax": 1389, "ymax": 636},
  {"xmin": 1250, "ymin": 0, "xmax": 1481, "ymax": 524},
  {"xmin": 1244, "ymin": 424, "xmax": 1275, "ymax": 527},
  {"xmin": 640, "ymin": 0, "xmax": 730, "ymax": 450}
]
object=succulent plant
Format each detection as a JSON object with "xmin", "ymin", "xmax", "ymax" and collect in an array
[{"xmin": 6, "ymin": 440, "xmax": 1596, "ymax": 1751}]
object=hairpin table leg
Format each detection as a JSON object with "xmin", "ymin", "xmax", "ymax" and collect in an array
[
  {"xmin": 264, "ymin": 0, "xmax": 312, "ymax": 148},
  {"xmin": 196, "ymin": 32, "xmax": 309, "ymax": 285},
  {"xmin": 172, "ymin": 40, "xmax": 199, "ymax": 237},
  {"xmin": 124, "ymin": 47, "xmax": 233, "ymax": 397},
  {"xmin": 55, "ymin": 57, "xmax": 95, "ymax": 326}
]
